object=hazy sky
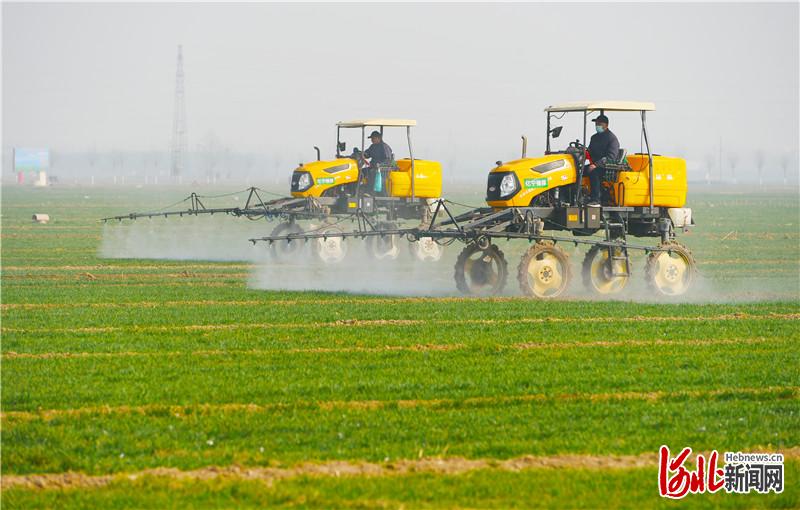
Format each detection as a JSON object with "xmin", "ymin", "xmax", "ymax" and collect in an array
[{"xmin": 3, "ymin": 2, "xmax": 798, "ymax": 177}]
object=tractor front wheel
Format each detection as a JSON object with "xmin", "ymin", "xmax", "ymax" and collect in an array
[
  {"xmin": 269, "ymin": 222, "xmax": 305, "ymax": 262},
  {"xmin": 517, "ymin": 241, "xmax": 572, "ymax": 298},
  {"xmin": 454, "ymin": 243, "xmax": 508, "ymax": 295}
]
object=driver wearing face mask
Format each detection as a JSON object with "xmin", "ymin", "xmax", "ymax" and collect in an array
[{"xmin": 585, "ymin": 114, "xmax": 620, "ymax": 205}]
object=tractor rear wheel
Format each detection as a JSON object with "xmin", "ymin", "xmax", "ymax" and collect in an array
[
  {"xmin": 517, "ymin": 241, "xmax": 571, "ymax": 298},
  {"xmin": 269, "ymin": 222, "xmax": 305, "ymax": 262},
  {"xmin": 582, "ymin": 245, "xmax": 629, "ymax": 295},
  {"xmin": 454, "ymin": 243, "xmax": 508, "ymax": 295},
  {"xmin": 314, "ymin": 225, "xmax": 348, "ymax": 264},
  {"xmin": 366, "ymin": 222, "xmax": 400, "ymax": 260},
  {"xmin": 645, "ymin": 241, "xmax": 697, "ymax": 296}
]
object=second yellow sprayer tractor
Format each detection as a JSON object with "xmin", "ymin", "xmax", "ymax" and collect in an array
[
  {"xmin": 103, "ymin": 118, "xmax": 445, "ymax": 262},
  {"xmin": 253, "ymin": 101, "xmax": 697, "ymax": 298}
]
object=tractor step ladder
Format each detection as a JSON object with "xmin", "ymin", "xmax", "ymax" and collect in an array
[{"xmin": 604, "ymin": 221, "xmax": 631, "ymax": 277}]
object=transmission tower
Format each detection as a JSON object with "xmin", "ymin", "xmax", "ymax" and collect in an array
[{"xmin": 170, "ymin": 45, "xmax": 187, "ymax": 177}]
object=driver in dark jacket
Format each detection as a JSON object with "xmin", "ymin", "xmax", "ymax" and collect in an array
[
  {"xmin": 364, "ymin": 131, "xmax": 393, "ymax": 166},
  {"xmin": 585, "ymin": 114, "xmax": 620, "ymax": 205},
  {"xmin": 363, "ymin": 130, "xmax": 393, "ymax": 194}
]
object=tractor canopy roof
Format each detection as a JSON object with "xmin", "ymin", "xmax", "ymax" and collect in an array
[
  {"xmin": 544, "ymin": 101, "xmax": 656, "ymax": 113},
  {"xmin": 336, "ymin": 119, "xmax": 417, "ymax": 128}
]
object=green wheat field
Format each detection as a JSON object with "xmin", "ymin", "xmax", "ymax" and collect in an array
[{"xmin": 1, "ymin": 185, "xmax": 799, "ymax": 508}]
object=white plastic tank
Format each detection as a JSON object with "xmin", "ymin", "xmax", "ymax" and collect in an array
[{"xmin": 668, "ymin": 208, "xmax": 692, "ymax": 228}]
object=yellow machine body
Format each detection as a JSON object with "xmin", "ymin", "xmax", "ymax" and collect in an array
[
  {"xmin": 608, "ymin": 154, "xmax": 687, "ymax": 207},
  {"xmin": 487, "ymin": 152, "xmax": 687, "ymax": 209},
  {"xmin": 291, "ymin": 158, "xmax": 359, "ymax": 198},
  {"xmin": 486, "ymin": 154, "xmax": 576, "ymax": 207},
  {"xmin": 292, "ymin": 158, "xmax": 443, "ymax": 199},
  {"xmin": 388, "ymin": 159, "xmax": 443, "ymax": 198}
]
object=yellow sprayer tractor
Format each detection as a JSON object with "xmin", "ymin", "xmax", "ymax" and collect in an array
[
  {"xmin": 253, "ymin": 101, "xmax": 697, "ymax": 298},
  {"xmin": 103, "ymin": 119, "xmax": 445, "ymax": 263}
]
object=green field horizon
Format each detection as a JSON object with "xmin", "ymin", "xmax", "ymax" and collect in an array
[{"xmin": 2, "ymin": 186, "xmax": 798, "ymax": 508}]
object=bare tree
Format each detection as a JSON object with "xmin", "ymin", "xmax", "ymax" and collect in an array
[
  {"xmin": 780, "ymin": 152, "xmax": 791, "ymax": 185},
  {"xmin": 198, "ymin": 132, "xmax": 222, "ymax": 181},
  {"xmin": 704, "ymin": 154, "xmax": 715, "ymax": 184},
  {"xmin": 111, "ymin": 150, "xmax": 126, "ymax": 184},
  {"xmin": 87, "ymin": 146, "xmax": 97, "ymax": 170},
  {"xmin": 755, "ymin": 150, "xmax": 765, "ymax": 187},
  {"xmin": 728, "ymin": 152, "xmax": 739, "ymax": 185}
]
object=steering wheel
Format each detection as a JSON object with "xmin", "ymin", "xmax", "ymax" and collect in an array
[
  {"xmin": 348, "ymin": 149, "xmax": 367, "ymax": 168},
  {"xmin": 567, "ymin": 140, "xmax": 591, "ymax": 169}
]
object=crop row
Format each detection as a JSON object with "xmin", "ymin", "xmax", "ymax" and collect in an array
[
  {"xmin": 3, "ymin": 393, "xmax": 797, "ymax": 475},
  {"xmin": 4, "ymin": 338, "xmax": 796, "ymax": 410}
]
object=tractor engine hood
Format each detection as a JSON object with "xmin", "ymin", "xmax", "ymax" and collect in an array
[
  {"xmin": 291, "ymin": 158, "xmax": 358, "ymax": 196},
  {"xmin": 486, "ymin": 154, "xmax": 576, "ymax": 207}
]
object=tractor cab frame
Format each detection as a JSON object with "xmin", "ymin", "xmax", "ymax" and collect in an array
[
  {"xmin": 334, "ymin": 118, "xmax": 420, "ymax": 200},
  {"xmin": 544, "ymin": 101, "xmax": 657, "ymax": 212}
]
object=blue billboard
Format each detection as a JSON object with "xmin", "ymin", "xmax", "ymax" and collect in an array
[{"xmin": 14, "ymin": 148, "xmax": 50, "ymax": 171}]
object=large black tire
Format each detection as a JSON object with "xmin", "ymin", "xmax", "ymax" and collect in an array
[
  {"xmin": 517, "ymin": 241, "xmax": 571, "ymax": 298},
  {"xmin": 454, "ymin": 243, "xmax": 508, "ymax": 295},
  {"xmin": 582, "ymin": 245, "xmax": 630, "ymax": 295},
  {"xmin": 645, "ymin": 241, "xmax": 697, "ymax": 296},
  {"xmin": 365, "ymin": 222, "xmax": 400, "ymax": 260},
  {"xmin": 269, "ymin": 222, "xmax": 305, "ymax": 262}
]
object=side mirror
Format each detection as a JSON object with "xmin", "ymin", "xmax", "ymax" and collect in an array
[
  {"xmin": 337, "ymin": 141, "xmax": 346, "ymax": 153},
  {"xmin": 550, "ymin": 126, "xmax": 563, "ymax": 139}
]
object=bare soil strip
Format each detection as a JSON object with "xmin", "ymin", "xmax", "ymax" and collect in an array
[
  {"xmin": 0, "ymin": 296, "xmax": 529, "ymax": 310},
  {"xmin": 2, "ymin": 264, "xmax": 254, "ymax": 271},
  {"xmin": 3, "ymin": 386, "xmax": 795, "ymax": 423},
  {"xmin": 5, "ymin": 447, "xmax": 800, "ymax": 491},
  {"xmin": 2, "ymin": 225, "xmax": 100, "ymax": 230},
  {"xmin": 3, "ymin": 293, "xmax": 800, "ymax": 310},
  {"xmin": 0, "ymin": 234, "xmax": 101, "ymax": 239},
  {"xmin": 1, "ymin": 272, "xmax": 249, "ymax": 281},
  {"xmin": 1, "ymin": 248, "xmax": 97, "ymax": 253},
  {"xmin": 1, "ymin": 300, "xmax": 279, "ymax": 310},
  {"xmin": 700, "ymin": 259, "xmax": 799, "ymax": 266},
  {"xmin": 3, "ymin": 343, "xmax": 467, "ymax": 359},
  {"xmin": 3, "ymin": 313, "xmax": 797, "ymax": 335},
  {"xmin": 1, "ymin": 337, "xmax": 777, "ymax": 360},
  {"xmin": 1, "ymin": 282, "xmax": 236, "ymax": 289}
]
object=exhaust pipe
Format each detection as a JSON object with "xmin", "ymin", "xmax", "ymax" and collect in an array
[
  {"xmin": 521, "ymin": 136, "xmax": 527, "ymax": 158},
  {"xmin": 313, "ymin": 146, "xmax": 321, "ymax": 161}
]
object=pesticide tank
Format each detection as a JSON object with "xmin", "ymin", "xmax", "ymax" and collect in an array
[
  {"xmin": 611, "ymin": 154, "xmax": 687, "ymax": 208},
  {"xmin": 389, "ymin": 159, "xmax": 442, "ymax": 198}
]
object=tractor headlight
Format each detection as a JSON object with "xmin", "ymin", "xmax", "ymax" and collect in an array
[
  {"xmin": 500, "ymin": 173, "xmax": 518, "ymax": 198},
  {"xmin": 293, "ymin": 171, "xmax": 313, "ymax": 192}
]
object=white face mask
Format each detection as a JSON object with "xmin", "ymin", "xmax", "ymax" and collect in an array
[{"xmin": 595, "ymin": 125, "xmax": 605, "ymax": 134}]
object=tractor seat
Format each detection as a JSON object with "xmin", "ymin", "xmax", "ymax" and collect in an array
[
  {"xmin": 601, "ymin": 149, "xmax": 631, "ymax": 188},
  {"xmin": 602, "ymin": 148, "xmax": 630, "ymax": 171}
]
